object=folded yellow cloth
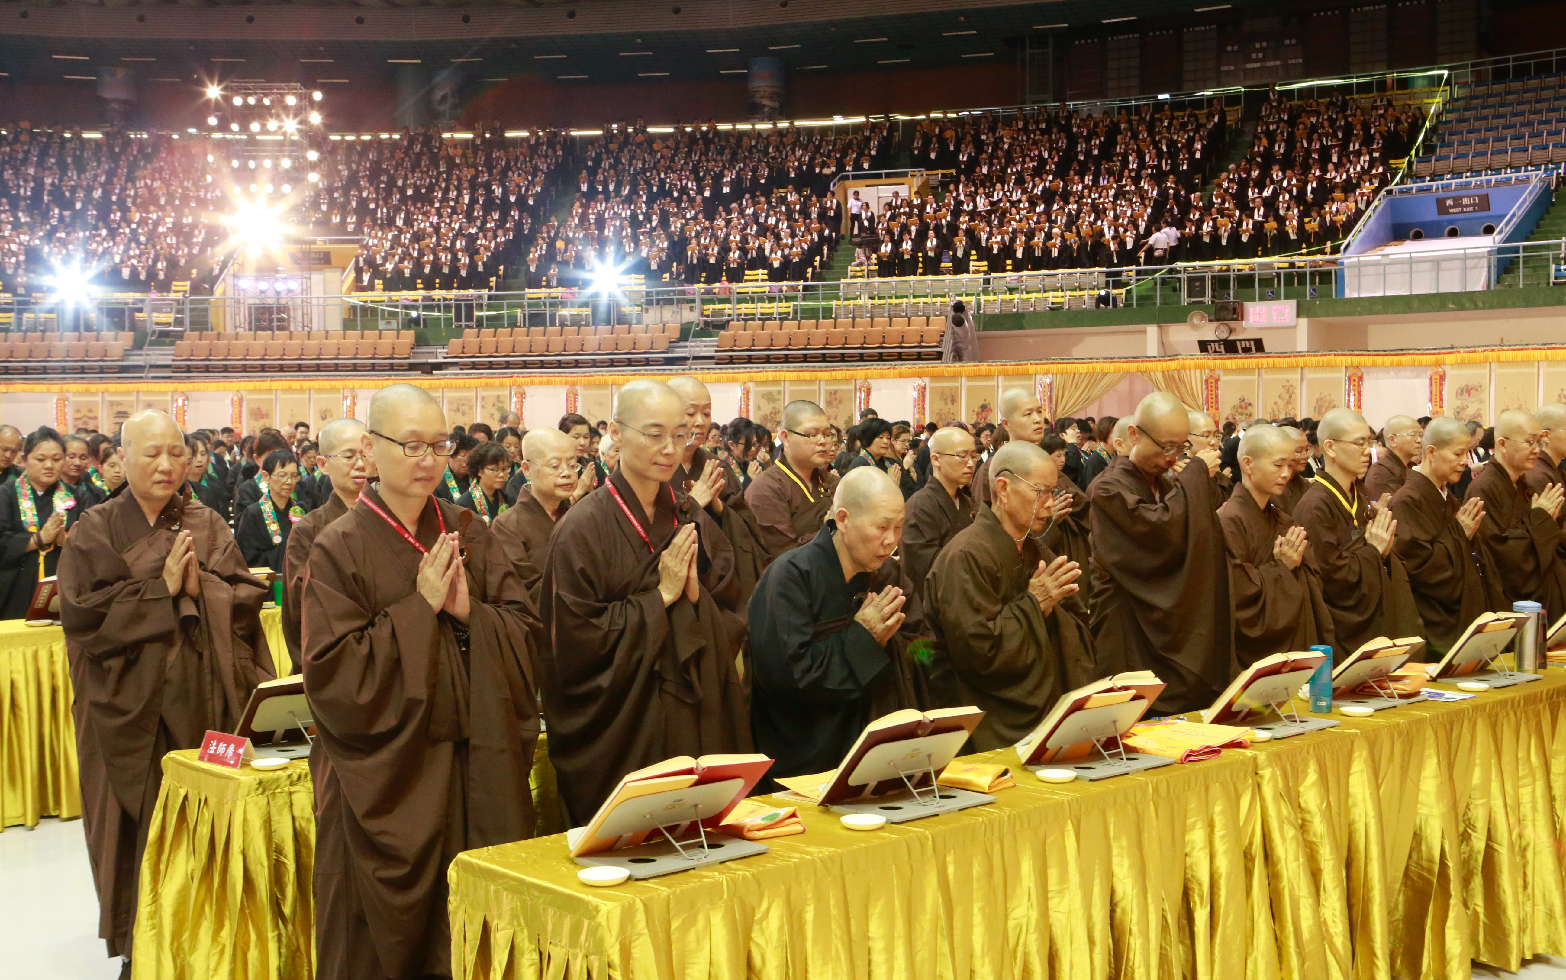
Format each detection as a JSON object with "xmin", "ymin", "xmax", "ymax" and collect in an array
[
  {"xmin": 1123, "ymin": 721, "xmax": 1252, "ymax": 763},
  {"xmin": 718, "ymin": 800, "xmax": 805, "ymax": 841},
  {"xmin": 936, "ymin": 761, "xmax": 1016, "ymax": 794}
]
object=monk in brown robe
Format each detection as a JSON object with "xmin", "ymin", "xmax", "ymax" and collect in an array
[
  {"xmin": 748, "ymin": 467, "xmax": 926, "ymax": 779},
  {"xmin": 1219, "ymin": 424, "xmax": 1335, "ymax": 665},
  {"xmin": 669, "ymin": 375, "xmax": 772, "ymax": 603},
  {"xmin": 1039, "ymin": 433, "xmax": 1093, "ymax": 581},
  {"xmin": 60, "ymin": 410, "xmax": 273, "ymax": 970},
  {"xmin": 745, "ymin": 399, "xmax": 839, "ymax": 555},
  {"xmin": 541, "ymin": 380, "xmax": 750, "ymax": 823},
  {"xmin": 929, "ymin": 442, "xmax": 1098, "ymax": 750},
  {"xmin": 1089, "ymin": 392, "xmax": 1234, "ymax": 713},
  {"xmin": 900, "ymin": 425, "xmax": 977, "ymax": 597},
  {"xmin": 972, "ymin": 386, "xmax": 1047, "ymax": 508},
  {"xmin": 1366, "ymin": 415, "xmax": 1420, "ymax": 500},
  {"xmin": 282, "ymin": 418, "xmax": 371, "ymax": 672},
  {"xmin": 1389, "ymin": 417, "xmax": 1506, "ymax": 656},
  {"xmin": 1190, "ymin": 410, "xmax": 1233, "ymax": 501},
  {"xmin": 1463, "ymin": 408, "xmax": 1566, "ymax": 618},
  {"xmin": 489, "ymin": 426, "xmax": 579, "ymax": 604},
  {"xmin": 1279, "ymin": 425, "xmax": 1313, "ymax": 513},
  {"xmin": 304, "ymin": 385, "xmax": 541, "ymax": 980},
  {"xmin": 1292, "ymin": 408, "xmax": 1423, "ymax": 660},
  {"xmin": 1523, "ymin": 403, "xmax": 1566, "ymax": 568}
]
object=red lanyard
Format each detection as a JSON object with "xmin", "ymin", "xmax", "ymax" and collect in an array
[
  {"xmin": 359, "ymin": 494, "xmax": 447, "ymax": 554},
  {"xmin": 605, "ymin": 479, "xmax": 677, "ymax": 554}
]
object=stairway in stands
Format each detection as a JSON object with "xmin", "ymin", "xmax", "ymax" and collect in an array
[
  {"xmin": 1201, "ymin": 117, "xmax": 1257, "ymax": 202},
  {"xmin": 1495, "ymin": 183, "xmax": 1566, "ymax": 289}
]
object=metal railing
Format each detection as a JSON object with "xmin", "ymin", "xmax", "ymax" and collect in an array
[{"xmin": 7, "ymin": 238, "xmax": 1559, "ymax": 342}]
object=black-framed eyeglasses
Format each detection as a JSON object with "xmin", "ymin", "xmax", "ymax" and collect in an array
[
  {"xmin": 995, "ymin": 469, "xmax": 1051, "ymax": 501},
  {"xmin": 369, "ymin": 430, "xmax": 456, "ymax": 458},
  {"xmin": 1141, "ymin": 434, "xmax": 1192, "ymax": 457},
  {"xmin": 785, "ymin": 427, "xmax": 835, "ymax": 443}
]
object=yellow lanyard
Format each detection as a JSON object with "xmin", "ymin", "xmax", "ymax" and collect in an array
[
  {"xmin": 1318, "ymin": 475, "xmax": 1360, "ymax": 527},
  {"xmin": 776, "ymin": 461, "xmax": 816, "ymax": 504}
]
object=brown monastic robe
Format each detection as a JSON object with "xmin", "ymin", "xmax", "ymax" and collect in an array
[
  {"xmin": 1280, "ymin": 472, "xmax": 1312, "ymax": 514},
  {"xmin": 1218, "ymin": 485, "xmax": 1336, "ymax": 665},
  {"xmin": 1040, "ymin": 473, "xmax": 1094, "ymax": 594},
  {"xmin": 1292, "ymin": 473, "xmax": 1424, "ymax": 660},
  {"xmin": 1389, "ymin": 469, "xmax": 1507, "ymax": 656},
  {"xmin": 1088, "ymin": 456, "xmax": 1235, "ymax": 713},
  {"xmin": 59, "ymin": 489, "xmax": 273, "ymax": 958},
  {"xmin": 674, "ymin": 446, "xmax": 772, "ymax": 603},
  {"xmin": 541, "ymin": 471, "xmax": 750, "ymax": 824},
  {"xmin": 304, "ymin": 486, "xmax": 541, "ymax": 980},
  {"xmin": 1523, "ymin": 453, "xmax": 1566, "ymax": 566},
  {"xmin": 281, "ymin": 491, "xmax": 348, "ymax": 673},
  {"xmin": 900, "ymin": 479, "xmax": 976, "ymax": 599},
  {"xmin": 1365, "ymin": 449, "xmax": 1409, "ymax": 500},
  {"xmin": 744, "ymin": 458, "xmax": 838, "ymax": 556},
  {"xmin": 488, "ymin": 490, "xmax": 564, "ymax": 604},
  {"xmin": 1464, "ymin": 459, "xmax": 1566, "ymax": 619},
  {"xmin": 928, "ymin": 506, "xmax": 1098, "ymax": 750}
]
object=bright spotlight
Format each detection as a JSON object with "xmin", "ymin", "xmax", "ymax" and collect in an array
[
  {"xmin": 207, "ymin": 116, "xmax": 218, "ymax": 127},
  {"xmin": 283, "ymin": 120, "xmax": 297, "ymax": 133},
  {"xmin": 246, "ymin": 96, "xmax": 256, "ymax": 105},
  {"xmin": 230, "ymin": 123, "xmax": 239, "ymax": 132},
  {"xmin": 285, "ymin": 95, "xmax": 297, "ymax": 106},
  {"xmin": 206, "ymin": 85, "xmax": 222, "ymax": 99},
  {"xmin": 587, "ymin": 259, "xmax": 627, "ymax": 298},
  {"xmin": 249, "ymin": 122, "xmax": 261, "ymax": 133},
  {"xmin": 307, "ymin": 172, "xmax": 319, "ymax": 182},
  {"xmin": 46, "ymin": 266, "xmax": 96, "ymax": 307},
  {"xmin": 262, "ymin": 97, "xmax": 271, "ymax": 106},
  {"xmin": 224, "ymin": 196, "xmax": 290, "ymax": 258},
  {"xmin": 233, "ymin": 96, "xmax": 242, "ymax": 106},
  {"xmin": 280, "ymin": 158, "xmax": 292, "ymax": 168},
  {"xmin": 266, "ymin": 120, "xmax": 278, "ymax": 132},
  {"xmin": 206, "ymin": 154, "xmax": 214, "ymax": 163},
  {"xmin": 312, "ymin": 90, "xmax": 322, "ymax": 101},
  {"xmin": 308, "ymin": 112, "xmax": 321, "ymax": 124},
  {"xmin": 306, "ymin": 149, "xmax": 319, "ymax": 161},
  {"xmin": 248, "ymin": 160, "xmax": 256, "ymax": 169},
  {"xmin": 230, "ymin": 159, "xmax": 239, "ymax": 167},
  {"xmin": 281, "ymin": 183, "xmax": 291, "ymax": 193}
]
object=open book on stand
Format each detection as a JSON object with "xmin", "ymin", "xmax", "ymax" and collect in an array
[
  {"xmin": 1013, "ymin": 671, "xmax": 1174, "ymax": 780},
  {"xmin": 1200, "ymin": 650, "xmax": 1339, "ymax": 737},
  {"xmin": 1425, "ymin": 611, "xmax": 1540, "ymax": 688}
]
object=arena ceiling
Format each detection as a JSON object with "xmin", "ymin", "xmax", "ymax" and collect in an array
[{"xmin": 0, "ymin": 0, "xmax": 1280, "ymax": 90}]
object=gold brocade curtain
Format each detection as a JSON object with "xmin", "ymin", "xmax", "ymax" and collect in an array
[
  {"xmin": 1142, "ymin": 369, "xmax": 1209, "ymax": 412},
  {"xmin": 1050, "ymin": 372, "xmax": 1125, "ymax": 420}
]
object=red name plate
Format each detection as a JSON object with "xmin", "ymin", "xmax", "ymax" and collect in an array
[{"xmin": 198, "ymin": 730, "xmax": 251, "ymax": 769}]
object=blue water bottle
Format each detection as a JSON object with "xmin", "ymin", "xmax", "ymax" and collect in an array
[{"xmin": 1308, "ymin": 644, "xmax": 1334, "ymax": 713}]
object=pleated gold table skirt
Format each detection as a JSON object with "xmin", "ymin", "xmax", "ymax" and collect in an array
[
  {"xmin": 0, "ymin": 609, "xmax": 286, "ymax": 831},
  {"xmin": 448, "ymin": 673, "xmax": 1566, "ymax": 980}
]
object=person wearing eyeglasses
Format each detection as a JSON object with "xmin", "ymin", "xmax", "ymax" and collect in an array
[
  {"xmin": 972, "ymin": 388, "xmax": 1047, "ymax": 509},
  {"xmin": 235, "ymin": 449, "xmax": 306, "ymax": 581},
  {"xmin": 745, "ymin": 399, "xmax": 841, "ymax": 556},
  {"xmin": 282, "ymin": 419, "xmax": 375, "ymax": 672},
  {"xmin": 1462, "ymin": 409, "xmax": 1566, "ymax": 619},
  {"xmin": 1217, "ymin": 424, "xmax": 1336, "ymax": 667},
  {"xmin": 1367, "ymin": 415, "xmax": 1421, "ymax": 501},
  {"xmin": 1386, "ymin": 417, "xmax": 1505, "ymax": 658},
  {"xmin": 302, "ymin": 385, "xmax": 541, "ymax": 980},
  {"xmin": 1292, "ymin": 408, "xmax": 1422, "ymax": 661},
  {"xmin": 899, "ymin": 426, "xmax": 979, "ymax": 703},
  {"xmin": 927, "ymin": 441, "xmax": 1097, "ymax": 749},
  {"xmin": 433, "ymin": 430, "xmax": 478, "ymax": 505},
  {"xmin": 539, "ymin": 379, "xmax": 749, "ymax": 825},
  {"xmin": 1523, "ymin": 404, "xmax": 1566, "ymax": 566},
  {"xmin": 59, "ymin": 412, "xmax": 273, "ymax": 973},
  {"xmin": 1087, "ymin": 391, "xmax": 1232, "ymax": 714},
  {"xmin": 455, "ymin": 442, "xmax": 513, "ymax": 527}
]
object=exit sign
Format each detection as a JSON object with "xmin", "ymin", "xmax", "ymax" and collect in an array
[{"xmin": 1245, "ymin": 299, "xmax": 1297, "ymax": 327}]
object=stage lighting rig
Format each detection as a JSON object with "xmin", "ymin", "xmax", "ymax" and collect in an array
[{"xmin": 203, "ymin": 82, "xmax": 323, "ymax": 185}]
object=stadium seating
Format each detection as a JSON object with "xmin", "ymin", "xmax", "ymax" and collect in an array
[
  {"xmin": 711, "ymin": 317, "xmax": 943, "ymax": 364},
  {"xmin": 1411, "ymin": 74, "xmax": 1566, "ymax": 178},
  {"xmin": 171, "ymin": 330, "xmax": 414, "ymax": 372},
  {"xmin": 0, "ymin": 330, "xmax": 131, "ymax": 374},
  {"xmin": 439, "ymin": 323, "xmax": 682, "ymax": 368}
]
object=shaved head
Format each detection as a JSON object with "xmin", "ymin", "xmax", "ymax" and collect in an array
[
  {"xmin": 367, "ymin": 384, "xmax": 443, "ymax": 435},
  {"xmin": 121, "ymin": 410, "xmax": 184, "ymax": 452},
  {"xmin": 998, "ymin": 386, "xmax": 1046, "ymax": 444},
  {"xmin": 1537, "ymin": 403, "xmax": 1566, "ymax": 430},
  {"xmin": 1128, "ymin": 391, "xmax": 1192, "ymax": 477},
  {"xmin": 929, "ymin": 426, "xmax": 972, "ymax": 455},
  {"xmin": 666, "ymin": 376, "xmax": 711, "ymax": 405},
  {"xmin": 1188, "ymin": 410, "xmax": 1217, "ymax": 432},
  {"xmin": 1496, "ymin": 409, "xmax": 1537, "ymax": 442},
  {"xmin": 833, "ymin": 465, "xmax": 902, "ymax": 514},
  {"xmin": 1423, "ymin": 416, "xmax": 1470, "ymax": 452},
  {"xmin": 989, "ymin": 440, "xmax": 1053, "ymax": 495},
  {"xmin": 318, "ymin": 418, "xmax": 365, "ymax": 457},
  {"xmin": 1383, "ymin": 415, "xmax": 1419, "ymax": 440},
  {"xmin": 1135, "ymin": 391, "xmax": 1190, "ymax": 433},
  {"xmin": 522, "ymin": 426, "xmax": 576, "ymax": 461},
  {"xmin": 782, "ymin": 399, "xmax": 827, "ymax": 431},
  {"xmin": 614, "ymin": 379, "xmax": 684, "ymax": 427},
  {"xmin": 1111, "ymin": 417, "xmax": 1131, "ymax": 453},
  {"xmin": 1239, "ymin": 422, "xmax": 1292, "ymax": 460},
  {"xmin": 1317, "ymin": 408, "xmax": 1368, "ymax": 443},
  {"xmin": 1000, "ymin": 387, "xmax": 1041, "ymax": 421}
]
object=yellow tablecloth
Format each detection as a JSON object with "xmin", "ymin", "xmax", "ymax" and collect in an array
[
  {"xmin": 447, "ymin": 673, "xmax": 1566, "ymax": 980},
  {"xmin": 0, "ymin": 608, "xmax": 286, "ymax": 831},
  {"xmin": 132, "ymin": 734, "xmax": 563, "ymax": 980}
]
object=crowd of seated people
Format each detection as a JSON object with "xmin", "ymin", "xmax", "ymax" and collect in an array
[
  {"xmin": 0, "ymin": 130, "xmax": 225, "ymax": 296},
  {"xmin": 517, "ymin": 119, "xmax": 892, "ymax": 288},
  {"xmin": 854, "ymin": 103, "xmax": 1228, "ymax": 277},
  {"xmin": 327, "ymin": 124, "xmax": 568, "ymax": 293}
]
